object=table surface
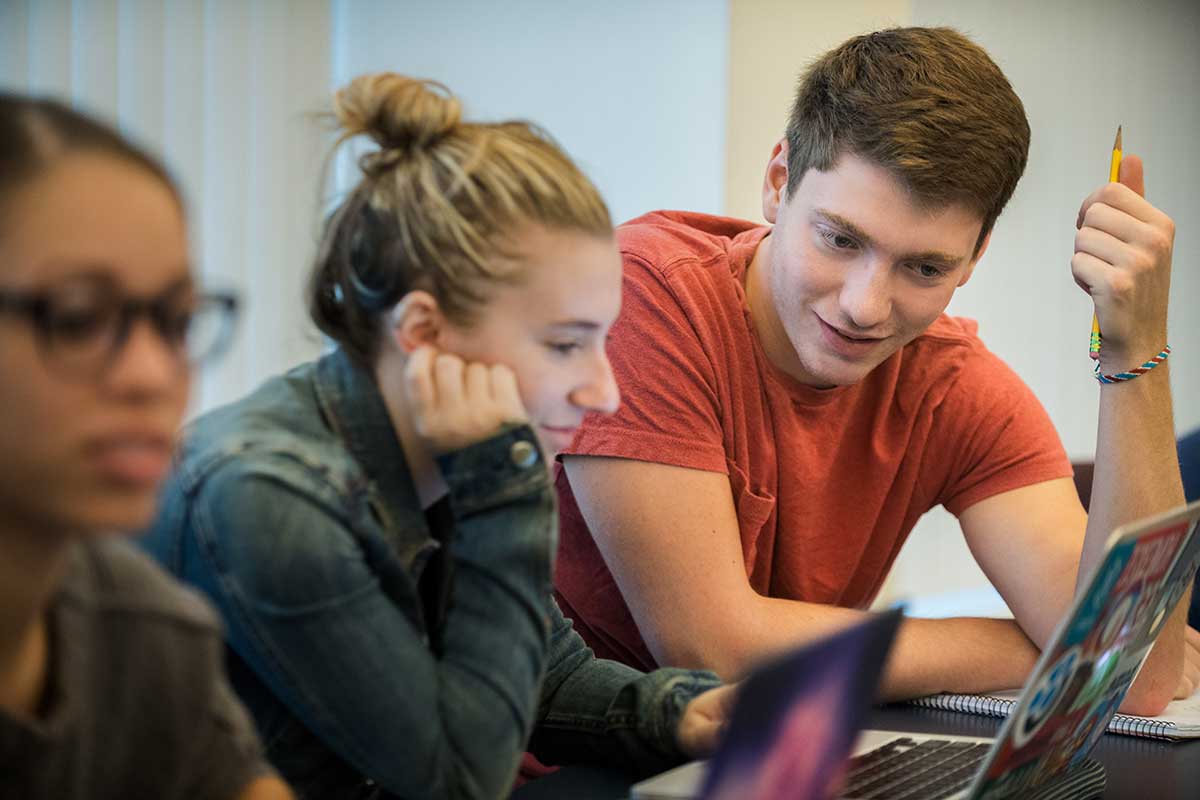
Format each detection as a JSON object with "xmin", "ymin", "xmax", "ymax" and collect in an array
[{"xmin": 511, "ymin": 704, "xmax": 1200, "ymax": 799}]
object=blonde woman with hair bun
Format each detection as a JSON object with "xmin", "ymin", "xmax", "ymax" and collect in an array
[{"xmin": 141, "ymin": 74, "xmax": 734, "ymax": 799}]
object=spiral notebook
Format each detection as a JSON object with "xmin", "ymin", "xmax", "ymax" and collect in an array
[{"xmin": 907, "ymin": 688, "xmax": 1200, "ymax": 741}]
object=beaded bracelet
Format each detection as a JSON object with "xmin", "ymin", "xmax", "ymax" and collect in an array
[{"xmin": 1094, "ymin": 345, "xmax": 1171, "ymax": 384}]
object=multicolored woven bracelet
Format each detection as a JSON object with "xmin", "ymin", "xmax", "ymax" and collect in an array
[{"xmin": 1094, "ymin": 345, "xmax": 1171, "ymax": 384}]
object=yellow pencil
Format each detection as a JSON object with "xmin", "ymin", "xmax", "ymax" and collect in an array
[{"xmin": 1090, "ymin": 125, "xmax": 1122, "ymax": 359}]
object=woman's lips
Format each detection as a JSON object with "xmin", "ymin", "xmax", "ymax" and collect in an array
[{"xmin": 85, "ymin": 434, "xmax": 173, "ymax": 487}]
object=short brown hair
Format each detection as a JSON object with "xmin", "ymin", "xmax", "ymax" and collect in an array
[
  {"xmin": 785, "ymin": 27, "xmax": 1030, "ymax": 254},
  {"xmin": 309, "ymin": 74, "xmax": 613, "ymax": 365}
]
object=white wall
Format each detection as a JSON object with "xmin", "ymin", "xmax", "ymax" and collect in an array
[
  {"xmin": 725, "ymin": 0, "xmax": 912, "ymax": 221},
  {"xmin": 880, "ymin": 0, "xmax": 1200, "ymax": 612},
  {"xmin": 0, "ymin": 0, "xmax": 334, "ymax": 413},
  {"xmin": 3, "ymin": 0, "xmax": 730, "ymax": 408},
  {"xmin": 331, "ymin": 0, "xmax": 730, "ymax": 225}
]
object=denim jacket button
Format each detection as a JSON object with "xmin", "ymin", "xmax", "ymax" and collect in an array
[{"xmin": 509, "ymin": 440, "xmax": 539, "ymax": 469}]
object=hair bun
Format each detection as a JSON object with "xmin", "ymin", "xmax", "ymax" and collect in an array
[{"xmin": 334, "ymin": 73, "xmax": 462, "ymax": 152}]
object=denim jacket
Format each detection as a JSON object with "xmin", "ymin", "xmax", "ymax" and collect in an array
[{"xmin": 140, "ymin": 349, "xmax": 719, "ymax": 800}]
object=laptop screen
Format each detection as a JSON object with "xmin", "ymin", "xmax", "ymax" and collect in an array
[
  {"xmin": 970, "ymin": 503, "xmax": 1200, "ymax": 798},
  {"xmin": 700, "ymin": 609, "xmax": 901, "ymax": 800}
]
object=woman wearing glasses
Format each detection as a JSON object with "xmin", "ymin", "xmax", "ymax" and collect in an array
[
  {"xmin": 141, "ymin": 74, "xmax": 733, "ymax": 799},
  {"xmin": 0, "ymin": 94, "xmax": 291, "ymax": 799}
]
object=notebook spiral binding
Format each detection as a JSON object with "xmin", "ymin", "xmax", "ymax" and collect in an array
[{"xmin": 907, "ymin": 693, "xmax": 1181, "ymax": 742}]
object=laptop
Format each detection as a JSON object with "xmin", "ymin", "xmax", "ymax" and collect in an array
[{"xmin": 633, "ymin": 500, "xmax": 1200, "ymax": 800}]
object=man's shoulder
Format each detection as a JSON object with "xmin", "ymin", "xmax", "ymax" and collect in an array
[
  {"xmin": 61, "ymin": 539, "xmax": 221, "ymax": 634},
  {"xmin": 617, "ymin": 210, "xmax": 765, "ymax": 271},
  {"xmin": 911, "ymin": 314, "xmax": 985, "ymax": 349},
  {"xmin": 903, "ymin": 315, "xmax": 1005, "ymax": 371},
  {"xmin": 898, "ymin": 315, "xmax": 1035, "ymax": 407}
]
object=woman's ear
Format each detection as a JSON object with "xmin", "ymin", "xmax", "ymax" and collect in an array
[{"xmin": 387, "ymin": 290, "xmax": 442, "ymax": 354}]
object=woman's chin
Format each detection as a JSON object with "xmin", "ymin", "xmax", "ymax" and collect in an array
[{"xmin": 68, "ymin": 492, "xmax": 161, "ymax": 538}]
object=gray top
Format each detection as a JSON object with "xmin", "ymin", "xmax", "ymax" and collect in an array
[{"xmin": 0, "ymin": 539, "xmax": 272, "ymax": 799}]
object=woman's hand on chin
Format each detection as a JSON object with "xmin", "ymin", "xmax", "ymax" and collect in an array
[{"xmin": 404, "ymin": 345, "xmax": 529, "ymax": 455}]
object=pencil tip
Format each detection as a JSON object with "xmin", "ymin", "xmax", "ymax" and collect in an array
[{"xmin": 1114, "ymin": 125, "xmax": 1122, "ymax": 150}]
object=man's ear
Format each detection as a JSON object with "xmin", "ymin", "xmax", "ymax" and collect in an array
[
  {"xmin": 762, "ymin": 138, "xmax": 790, "ymax": 224},
  {"xmin": 958, "ymin": 229, "xmax": 993, "ymax": 287},
  {"xmin": 387, "ymin": 290, "xmax": 442, "ymax": 353}
]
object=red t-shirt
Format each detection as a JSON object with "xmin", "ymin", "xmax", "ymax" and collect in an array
[{"xmin": 554, "ymin": 210, "xmax": 1073, "ymax": 671}]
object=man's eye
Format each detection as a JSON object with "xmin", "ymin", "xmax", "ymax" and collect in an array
[
  {"xmin": 915, "ymin": 263, "xmax": 946, "ymax": 279},
  {"xmin": 821, "ymin": 229, "xmax": 857, "ymax": 250},
  {"xmin": 547, "ymin": 341, "xmax": 581, "ymax": 355}
]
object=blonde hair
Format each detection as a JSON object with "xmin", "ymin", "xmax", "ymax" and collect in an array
[{"xmin": 309, "ymin": 73, "xmax": 613, "ymax": 364}]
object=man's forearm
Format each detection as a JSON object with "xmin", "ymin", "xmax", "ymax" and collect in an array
[
  {"xmin": 1070, "ymin": 158, "xmax": 1185, "ymax": 714},
  {"xmin": 1081, "ymin": 368, "xmax": 1183, "ymax": 582},
  {"xmin": 1083, "ymin": 366, "xmax": 1186, "ymax": 713},
  {"xmin": 881, "ymin": 616, "xmax": 1040, "ymax": 700},
  {"xmin": 684, "ymin": 594, "xmax": 1040, "ymax": 701}
]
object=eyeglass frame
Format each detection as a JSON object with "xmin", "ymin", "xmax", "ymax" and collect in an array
[{"xmin": 0, "ymin": 278, "xmax": 240, "ymax": 380}]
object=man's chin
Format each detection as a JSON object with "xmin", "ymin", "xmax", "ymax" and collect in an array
[{"xmin": 800, "ymin": 356, "xmax": 882, "ymax": 389}]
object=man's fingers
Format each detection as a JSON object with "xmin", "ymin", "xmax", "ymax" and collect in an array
[
  {"xmin": 1074, "ymin": 225, "xmax": 1129, "ymax": 268},
  {"xmin": 1076, "ymin": 170, "xmax": 1160, "ymax": 231},
  {"xmin": 1178, "ymin": 627, "xmax": 1200, "ymax": 701},
  {"xmin": 1120, "ymin": 153, "xmax": 1145, "ymax": 199},
  {"xmin": 1079, "ymin": 202, "xmax": 1143, "ymax": 246},
  {"xmin": 1069, "ymin": 250, "xmax": 1114, "ymax": 300},
  {"xmin": 1185, "ymin": 625, "xmax": 1200, "ymax": 651}
]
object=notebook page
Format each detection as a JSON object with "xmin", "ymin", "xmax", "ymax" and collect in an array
[{"xmin": 941, "ymin": 687, "xmax": 1200, "ymax": 737}]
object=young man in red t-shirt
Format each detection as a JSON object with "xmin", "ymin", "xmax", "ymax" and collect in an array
[{"xmin": 554, "ymin": 27, "xmax": 1197, "ymax": 716}]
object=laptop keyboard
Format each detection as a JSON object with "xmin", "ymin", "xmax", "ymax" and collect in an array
[{"xmin": 840, "ymin": 737, "xmax": 992, "ymax": 799}]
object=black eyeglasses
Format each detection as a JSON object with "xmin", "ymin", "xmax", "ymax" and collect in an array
[{"xmin": 0, "ymin": 275, "xmax": 239, "ymax": 380}]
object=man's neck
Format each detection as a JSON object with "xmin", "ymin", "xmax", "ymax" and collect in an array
[{"xmin": 0, "ymin": 519, "xmax": 70, "ymax": 719}]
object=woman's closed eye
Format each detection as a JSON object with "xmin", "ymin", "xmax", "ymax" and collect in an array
[{"xmin": 545, "ymin": 340, "xmax": 583, "ymax": 356}]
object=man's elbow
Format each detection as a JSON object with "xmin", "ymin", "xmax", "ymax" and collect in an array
[
  {"xmin": 1120, "ymin": 668, "xmax": 1179, "ymax": 718},
  {"xmin": 647, "ymin": 625, "xmax": 758, "ymax": 681},
  {"xmin": 1119, "ymin": 688, "xmax": 1172, "ymax": 718}
]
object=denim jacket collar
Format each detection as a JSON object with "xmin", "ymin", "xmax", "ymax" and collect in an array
[{"xmin": 312, "ymin": 348, "xmax": 436, "ymax": 560}]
